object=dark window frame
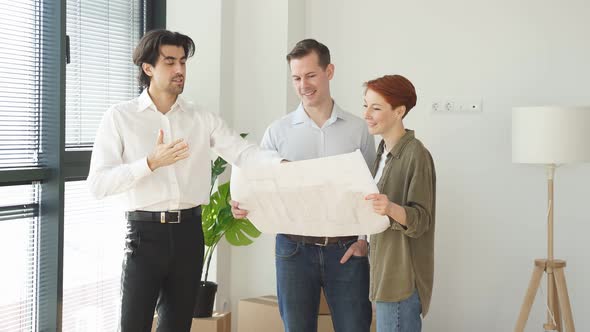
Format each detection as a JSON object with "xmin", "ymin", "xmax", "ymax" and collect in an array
[{"xmin": 0, "ymin": 0, "xmax": 165, "ymax": 329}]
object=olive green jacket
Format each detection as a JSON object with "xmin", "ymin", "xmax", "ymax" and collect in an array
[{"xmin": 368, "ymin": 130, "xmax": 436, "ymax": 316}]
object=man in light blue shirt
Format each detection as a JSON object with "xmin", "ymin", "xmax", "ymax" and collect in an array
[
  {"xmin": 232, "ymin": 39, "xmax": 375, "ymax": 332},
  {"xmin": 261, "ymin": 102, "xmax": 374, "ymax": 163}
]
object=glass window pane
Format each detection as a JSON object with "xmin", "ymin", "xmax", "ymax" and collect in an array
[
  {"xmin": 65, "ymin": 0, "xmax": 142, "ymax": 147},
  {"xmin": 0, "ymin": 0, "xmax": 41, "ymax": 167},
  {"xmin": 63, "ymin": 180, "xmax": 126, "ymax": 331},
  {"xmin": 0, "ymin": 184, "xmax": 39, "ymax": 331}
]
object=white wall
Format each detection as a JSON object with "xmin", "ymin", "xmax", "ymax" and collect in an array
[
  {"xmin": 167, "ymin": 0, "xmax": 222, "ymax": 115},
  {"xmin": 168, "ymin": 0, "xmax": 590, "ymax": 330},
  {"xmin": 305, "ymin": 1, "xmax": 590, "ymax": 331}
]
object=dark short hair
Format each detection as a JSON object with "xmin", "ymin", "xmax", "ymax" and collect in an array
[
  {"xmin": 365, "ymin": 75, "xmax": 417, "ymax": 119},
  {"xmin": 132, "ymin": 29, "xmax": 195, "ymax": 87},
  {"xmin": 286, "ymin": 39, "xmax": 331, "ymax": 69}
]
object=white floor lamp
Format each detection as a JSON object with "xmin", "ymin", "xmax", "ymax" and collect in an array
[{"xmin": 512, "ymin": 106, "xmax": 590, "ymax": 332}]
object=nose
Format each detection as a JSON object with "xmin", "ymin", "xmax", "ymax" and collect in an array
[
  {"xmin": 174, "ymin": 62, "xmax": 184, "ymax": 74},
  {"xmin": 300, "ymin": 77, "xmax": 310, "ymax": 89}
]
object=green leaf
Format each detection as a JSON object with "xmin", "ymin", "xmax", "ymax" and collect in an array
[
  {"xmin": 225, "ymin": 218, "xmax": 262, "ymax": 246},
  {"xmin": 201, "ymin": 204, "xmax": 221, "ymax": 247},
  {"xmin": 201, "ymin": 187, "xmax": 230, "ymax": 247},
  {"xmin": 202, "ymin": 182, "xmax": 261, "ymax": 247},
  {"xmin": 210, "ymin": 157, "xmax": 228, "ymax": 187},
  {"xmin": 217, "ymin": 182, "xmax": 231, "ymax": 199},
  {"xmin": 211, "ymin": 157, "xmax": 228, "ymax": 176}
]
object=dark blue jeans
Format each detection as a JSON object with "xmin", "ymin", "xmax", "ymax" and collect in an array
[
  {"xmin": 120, "ymin": 215, "xmax": 204, "ymax": 332},
  {"xmin": 275, "ymin": 234, "xmax": 372, "ymax": 332}
]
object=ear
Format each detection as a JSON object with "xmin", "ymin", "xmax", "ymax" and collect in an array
[
  {"xmin": 325, "ymin": 63, "xmax": 335, "ymax": 80},
  {"xmin": 394, "ymin": 105, "xmax": 406, "ymax": 119},
  {"xmin": 142, "ymin": 63, "xmax": 153, "ymax": 78}
]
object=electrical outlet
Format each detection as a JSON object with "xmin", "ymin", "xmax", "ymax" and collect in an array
[
  {"xmin": 455, "ymin": 98, "xmax": 482, "ymax": 112},
  {"xmin": 431, "ymin": 102, "xmax": 443, "ymax": 112},
  {"xmin": 431, "ymin": 98, "xmax": 482, "ymax": 113},
  {"xmin": 445, "ymin": 101, "xmax": 455, "ymax": 111}
]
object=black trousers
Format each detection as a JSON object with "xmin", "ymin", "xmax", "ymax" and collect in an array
[{"xmin": 120, "ymin": 214, "xmax": 204, "ymax": 332}]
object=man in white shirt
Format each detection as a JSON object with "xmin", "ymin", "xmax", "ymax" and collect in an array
[
  {"xmin": 231, "ymin": 39, "xmax": 375, "ymax": 332},
  {"xmin": 87, "ymin": 29, "xmax": 281, "ymax": 332}
]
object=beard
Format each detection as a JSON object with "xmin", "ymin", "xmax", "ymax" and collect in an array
[
  {"xmin": 166, "ymin": 82, "xmax": 184, "ymax": 95},
  {"xmin": 167, "ymin": 74, "xmax": 185, "ymax": 95},
  {"xmin": 168, "ymin": 85, "xmax": 184, "ymax": 95}
]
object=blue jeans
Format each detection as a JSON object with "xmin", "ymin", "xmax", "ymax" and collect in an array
[
  {"xmin": 375, "ymin": 289, "xmax": 422, "ymax": 332},
  {"xmin": 275, "ymin": 234, "xmax": 372, "ymax": 332}
]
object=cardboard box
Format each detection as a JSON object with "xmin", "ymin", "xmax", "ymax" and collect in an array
[
  {"xmin": 152, "ymin": 311, "xmax": 230, "ymax": 332},
  {"xmin": 238, "ymin": 296, "xmax": 283, "ymax": 332},
  {"xmin": 238, "ymin": 295, "xmax": 375, "ymax": 332}
]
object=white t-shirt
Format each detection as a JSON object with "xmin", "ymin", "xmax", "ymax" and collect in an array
[{"xmin": 373, "ymin": 144, "xmax": 390, "ymax": 184}]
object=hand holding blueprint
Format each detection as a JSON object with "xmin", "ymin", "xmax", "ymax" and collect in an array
[{"xmin": 230, "ymin": 150, "xmax": 390, "ymax": 236}]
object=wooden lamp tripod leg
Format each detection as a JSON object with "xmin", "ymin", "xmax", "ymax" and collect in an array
[
  {"xmin": 554, "ymin": 266, "xmax": 575, "ymax": 332},
  {"xmin": 514, "ymin": 262, "xmax": 544, "ymax": 332},
  {"xmin": 549, "ymin": 271, "xmax": 562, "ymax": 331}
]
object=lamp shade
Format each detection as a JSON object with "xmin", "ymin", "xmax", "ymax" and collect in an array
[{"xmin": 512, "ymin": 106, "xmax": 590, "ymax": 164}]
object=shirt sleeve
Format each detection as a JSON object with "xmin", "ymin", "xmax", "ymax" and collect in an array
[
  {"xmin": 207, "ymin": 112, "xmax": 282, "ymax": 167},
  {"xmin": 87, "ymin": 107, "xmax": 152, "ymax": 199},
  {"xmin": 392, "ymin": 149, "xmax": 435, "ymax": 238},
  {"xmin": 260, "ymin": 125, "xmax": 277, "ymax": 151}
]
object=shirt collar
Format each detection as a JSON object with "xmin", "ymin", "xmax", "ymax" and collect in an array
[
  {"xmin": 136, "ymin": 88, "xmax": 187, "ymax": 113},
  {"xmin": 173, "ymin": 95, "xmax": 188, "ymax": 112},
  {"xmin": 377, "ymin": 129, "xmax": 416, "ymax": 159},
  {"xmin": 291, "ymin": 101, "xmax": 345, "ymax": 126},
  {"xmin": 136, "ymin": 89, "xmax": 153, "ymax": 112}
]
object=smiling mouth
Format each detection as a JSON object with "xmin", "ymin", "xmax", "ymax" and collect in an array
[{"xmin": 301, "ymin": 90, "xmax": 316, "ymax": 97}]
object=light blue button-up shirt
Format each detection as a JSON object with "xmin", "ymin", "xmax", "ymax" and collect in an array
[{"xmin": 261, "ymin": 102, "xmax": 376, "ymax": 167}]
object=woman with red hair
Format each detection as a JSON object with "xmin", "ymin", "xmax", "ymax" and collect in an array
[{"xmin": 363, "ymin": 75, "xmax": 436, "ymax": 331}]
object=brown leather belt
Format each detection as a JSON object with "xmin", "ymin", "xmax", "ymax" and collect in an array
[{"xmin": 285, "ymin": 234, "xmax": 357, "ymax": 246}]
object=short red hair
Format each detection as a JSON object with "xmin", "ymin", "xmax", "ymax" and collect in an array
[{"xmin": 365, "ymin": 75, "xmax": 417, "ymax": 118}]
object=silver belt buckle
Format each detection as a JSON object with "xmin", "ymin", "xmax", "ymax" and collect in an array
[
  {"xmin": 315, "ymin": 237, "xmax": 329, "ymax": 246},
  {"xmin": 168, "ymin": 210, "xmax": 181, "ymax": 223},
  {"xmin": 161, "ymin": 210, "xmax": 181, "ymax": 224}
]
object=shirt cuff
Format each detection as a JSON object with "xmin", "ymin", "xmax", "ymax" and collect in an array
[
  {"xmin": 390, "ymin": 216, "xmax": 408, "ymax": 231},
  {"xmin": 129, "ymin": 157, "xmax": 152, "ymax": 180},
  {"xmin": 358, "ymin": 235, "xmax": 367, "ymax": 241}
]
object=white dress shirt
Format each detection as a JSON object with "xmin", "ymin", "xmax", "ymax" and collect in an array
[{"xmin": 88, "ymin": 89, "xmax": 281, "ymax": 211}]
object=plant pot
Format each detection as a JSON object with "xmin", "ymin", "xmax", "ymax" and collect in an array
[{"xmin": 193, "ymin": 281, "xmax": 218, "ymax": 318}]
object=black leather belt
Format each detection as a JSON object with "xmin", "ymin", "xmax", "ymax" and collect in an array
[
  {"xmin": 125, "ymin": 206, "xmax": 201, "ymax": 224},
  {"xmin": 285, "ymin": 234, "xmax": 357, "ymax": 246}
]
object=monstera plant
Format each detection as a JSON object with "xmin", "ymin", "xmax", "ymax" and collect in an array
[{"xmin": 194, "ymin": 133, "xmax": 262, "ymax": 318}]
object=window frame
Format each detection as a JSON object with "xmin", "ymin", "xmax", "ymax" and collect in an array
[{"xmin": 0, "ymin": 0, "xmax": 165, "ymax": 330}]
